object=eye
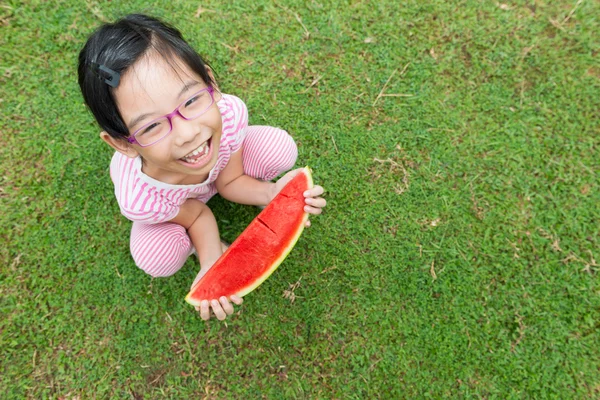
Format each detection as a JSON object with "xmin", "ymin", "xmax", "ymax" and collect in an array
[
  {"xmin": 185, "ymin": 92, "xmax": 204, "ymax": 107},
  {"xmin": 140, "ymin": 122, "xmax": 161, "ymax": 135}
]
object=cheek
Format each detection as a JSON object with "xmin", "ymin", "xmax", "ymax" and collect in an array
[
  {"xmin": 140, "ymin": 141, "xmax": 175, "ymax": 161},
  {"xmin": 210, "ymin": 108, "xmax": 223, "ymax": 130}
]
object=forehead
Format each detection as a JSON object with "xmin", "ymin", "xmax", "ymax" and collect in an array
[{"xmin": 114, "ymin": 52, "xmax": 201, "ymax": 116}]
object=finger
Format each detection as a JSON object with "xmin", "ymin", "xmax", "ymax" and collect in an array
[
  {"xmin": 211, "ymin": 299, "xmax": 227, "ymax": 321},
  {"xmin": 304, "ymin": 205, "xmax": 323, "ymax": 215},
  {"xmin": 304, "ymin": 185, "xmax": 325, "ymax": 198},
  {"xmin": 305, "ymin": 197, "xmax": 327, "ymax": 208},
  {"xmin": 230, "ymin": 295, "xmax": 244, "ymax": 305},
  {"xmin": 219, "ymin": 296, "xmax": 234, "ymax": 315},
  {"xmin": 200, "ymin": 300, "xmax": 211, "ymax": 321},
  {"xmin": 305, "ymin": 219, "xmax": 311, "ymax": 228}
]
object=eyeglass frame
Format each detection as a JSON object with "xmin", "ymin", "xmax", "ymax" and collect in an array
[{"xmin": 126, "ymin": 86, "xmax": 216, "ymax": 147}]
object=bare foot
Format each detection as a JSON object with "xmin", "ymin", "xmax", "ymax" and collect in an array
[{"xmin": 220, "ymin": 240, "xmax": 230, "ymax": 253}]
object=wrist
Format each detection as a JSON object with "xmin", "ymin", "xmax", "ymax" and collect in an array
[
  {"xmin": 199, "ymin": 250, "xmax": 222, "ymax": 270},
  {"xmin": 265, "ymin": 182, "xmax": 277, "ymax": 205}
]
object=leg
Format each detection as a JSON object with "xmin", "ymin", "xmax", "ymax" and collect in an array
[
  {"xmin": 242, "ymin": 126, "xmax": 298, "ymax": 181},
  {"xmin": 130, "ymin": 222, "xmax": 194, "ymax": 277}
]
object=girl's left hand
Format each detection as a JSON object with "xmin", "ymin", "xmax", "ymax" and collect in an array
[
  {"xmin": 272, "ymin": 168, "xmax": 326, "ymax": 227},
  {"xmin": 302, "ymin": 185, "xmax": 326, "ymax": 227}
]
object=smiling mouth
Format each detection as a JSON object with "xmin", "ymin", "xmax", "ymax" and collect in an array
[{"xmin": 180, "ymin": 138, "xmax": 212, "ymax": 164}]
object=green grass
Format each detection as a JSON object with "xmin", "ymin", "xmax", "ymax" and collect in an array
[{"xmin": 2, "ymin": 0, "xmax": 599, "ymax": 397}]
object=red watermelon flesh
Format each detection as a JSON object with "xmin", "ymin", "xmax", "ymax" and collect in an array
[{"xmin": 185, "ymin": 167, "xmax": 313, "ymax": 306}]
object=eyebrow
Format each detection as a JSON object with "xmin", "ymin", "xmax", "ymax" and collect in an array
[{"xmin": 127, "ymin": 80, "xmax": 202, "ymax": 130}]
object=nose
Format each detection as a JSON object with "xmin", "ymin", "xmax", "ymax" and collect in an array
[{"xmin": 170, "ymin": 112, "xmax": 197, "ymax": 146}]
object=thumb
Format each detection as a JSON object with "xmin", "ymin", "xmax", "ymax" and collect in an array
[
  {"xmin": 274, "ymin": 168, "xmax": 300, "ymax": 196},
  {"xmin": 280, "ymin": 168, "xmax": 302, "ymax": 184}
]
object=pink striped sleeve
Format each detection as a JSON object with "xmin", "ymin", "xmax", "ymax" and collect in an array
[
  {"xmin": 221, "ymin": 95, "xmax": 248, "ymax": 153},
  {"xmin": 109, "ymin": 153, "xmax": 180, "ymax": 224}
]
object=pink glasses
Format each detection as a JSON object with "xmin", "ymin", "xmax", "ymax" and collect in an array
[{"xmin": 127, "ymin": 86, "xmax": 215, "ymax": 147}]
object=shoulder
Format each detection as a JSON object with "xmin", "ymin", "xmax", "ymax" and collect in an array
[
  {"xmin": 217, "ymin": 93, "xmax": 249, "ymax": 152},
  {"xmin": 218, "ymin": 93, "xmax": 248, "ymax": 128},
  {"xmin": 109, "ymin": 151, "xmax": 135, "ymax": 181},
  {"xmin": 109, "ymin": 153, "xmax": 180, "ymax": 224},
  {"xmin": 218, "ymin": 93, "xmax": 247, "ymax": 112}
]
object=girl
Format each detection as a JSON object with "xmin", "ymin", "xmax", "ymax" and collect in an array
[{"xmin": 77, "ymin": 14, "xmax": 326, "ymax": 321}]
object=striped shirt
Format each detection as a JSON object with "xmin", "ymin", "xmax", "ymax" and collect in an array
[{"xmin": 109, "ymin": 93, "xmax": 248, "ymax": 224}]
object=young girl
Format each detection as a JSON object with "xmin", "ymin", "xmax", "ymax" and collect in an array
[{"xmin": 77, "ymin": 14, "xmax": 326, "ymax": 321}]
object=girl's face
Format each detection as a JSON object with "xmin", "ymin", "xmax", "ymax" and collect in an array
[{"xmin": 110, "ymin": 51, "xmax": 222, "ymax": 185}]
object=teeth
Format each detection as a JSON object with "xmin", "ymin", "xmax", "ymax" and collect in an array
[
  {"xmin": 181, "ymin": 141, "xmax": 209, "ymax": 163},
  {"xmin": 184, "ymin": 142, "xmax": 207, "ymax": 159}
]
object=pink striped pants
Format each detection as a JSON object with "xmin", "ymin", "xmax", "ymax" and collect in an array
[{"xmin": 130, "ymin": 126, "xmax": 298, "ymax": 278}]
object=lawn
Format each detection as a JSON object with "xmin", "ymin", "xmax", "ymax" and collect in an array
[{"xmin": 1, "ymin": 0, "xmax": 599, "ymax": 398}]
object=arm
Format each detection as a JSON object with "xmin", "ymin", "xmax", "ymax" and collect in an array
[
  {"xmin": 215, "ymin": 147, "xmax": 327, "ymax": 223},
  {"xmin": 169, "ymin": 199, "xmax": 222, "ymax": 272},
  {"xmin": 215, "ymin": 149, "xmax": 276, "ymax": 206},
  {"xmin": 169, "ymin": 201, "xmax": 244, "ymax": 321}
]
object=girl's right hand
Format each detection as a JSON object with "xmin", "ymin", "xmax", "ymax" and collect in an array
[
  {"xmin": 191, "ymin": 240, "xmax": 242, "ymax": 321},
  {"xmin": 194, "ymin": 296, "xmax": 243, "ymax": 321}
]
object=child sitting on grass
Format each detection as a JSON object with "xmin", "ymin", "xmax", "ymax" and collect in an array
[{"xmin": 77, "ymin": 14, "xmax": 326, "ymax": 321}]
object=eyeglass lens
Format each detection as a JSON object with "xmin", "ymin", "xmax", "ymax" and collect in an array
[{"xmin": 134, "ymin": 89, "xmax": 214, "ymax": 146}]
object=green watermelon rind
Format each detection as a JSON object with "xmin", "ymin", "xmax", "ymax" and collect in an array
[{"xmin": 185, "ymin": 167, "xmax": 314, "ymax": 306}]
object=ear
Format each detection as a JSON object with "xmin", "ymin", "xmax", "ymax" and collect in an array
[
  {"xmin": 99, "ymin": 131, "xmax": 139, "ymax": 158},
  {"xmin": 206, "ymin": 66, "xmax": 220, "ymax": 91}
]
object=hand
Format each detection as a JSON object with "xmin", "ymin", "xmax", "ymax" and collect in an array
[
  {"xmin": 191, "ymin": 261, "xmax": 243, "ymax": 321},
  {"xmin": 272, "ymin": 168, "xmax": 327, "ymax": 227},
  {"xmin": 191, "ymin": 241, "xmax": 242, "ymax": 321},
  {"xmin": 302, "ymin": 185, "xmax": 326, "ymax": 227},
  {"xmin": 194, "ymin": 295, "xmax": 244, "ymax": 321}
]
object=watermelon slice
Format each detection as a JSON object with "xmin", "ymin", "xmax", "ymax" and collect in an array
[{"xmin": 185, "ymin": 167, "xmax": 313, "ymax": 306}]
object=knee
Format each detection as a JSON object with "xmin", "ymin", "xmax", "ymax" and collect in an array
[
  {"xmin": 262, "ymin": 129, "xmax": 298, "ymax": 179},
  {"xmin": 243, "ymin": 126, "xmax": 299, "ymax": 180},
  {"xmin": 278, "ymin": 130, "xmax": 298, "ymax": 170},
  {"xmin": 137, "ymin": 262, "xmax": 179, "ymax": 278},
  {"xmin": 130, "ymin": 226, "xmax": 191, "ymax": 278},
  {"xmin": 132, "ymin": 254, "xmax": 180, "ymax": 278}
]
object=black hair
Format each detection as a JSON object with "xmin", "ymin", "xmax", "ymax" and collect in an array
[{"xmin": 78, "ymin": 14, "xmax": 215, "ymax": 139}]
